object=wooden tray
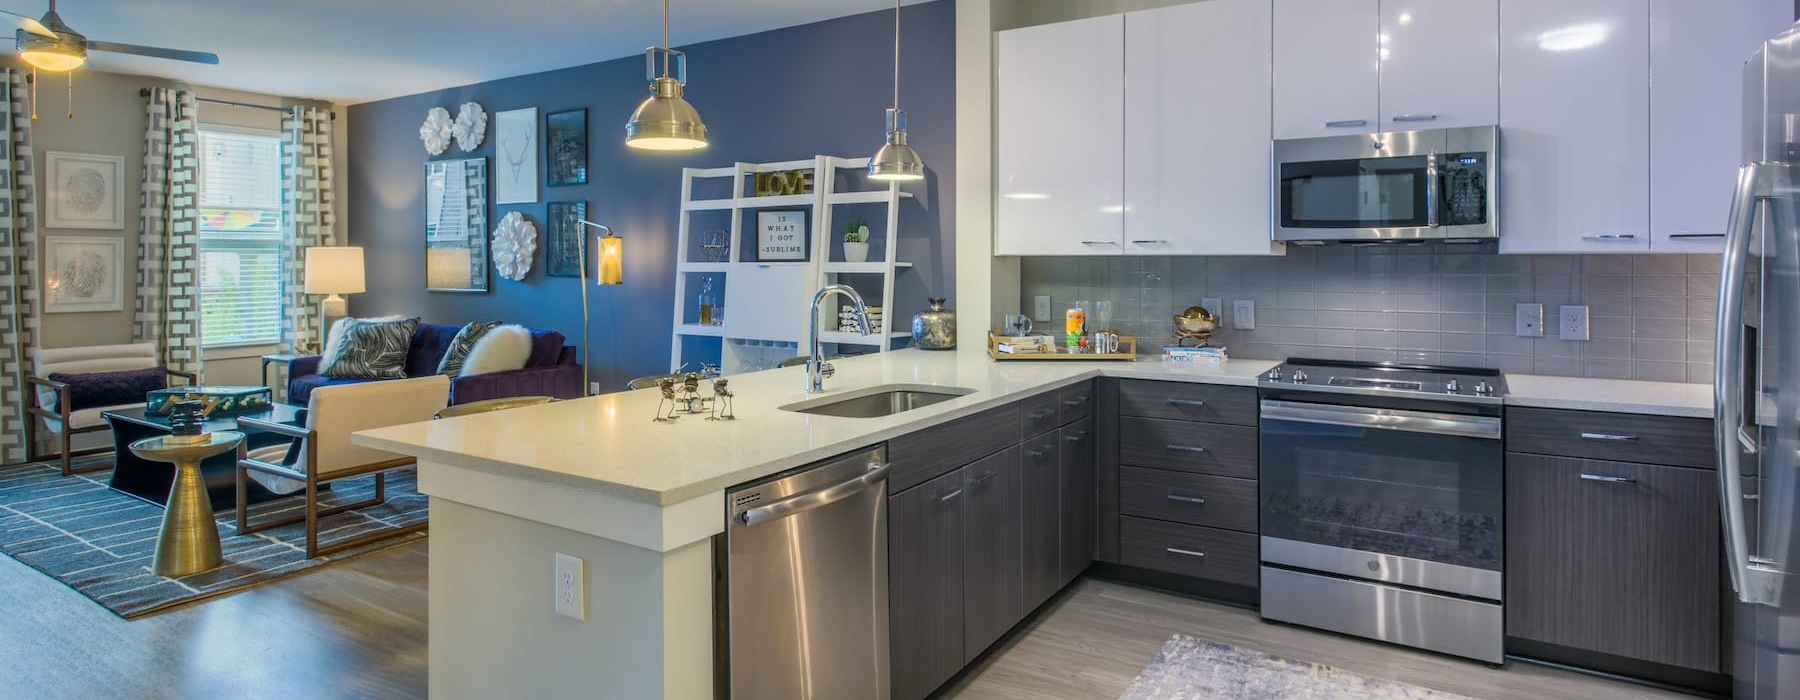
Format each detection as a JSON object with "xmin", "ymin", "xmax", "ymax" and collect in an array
[{"xmin": 987, "ymin": 330, "xmax": 1137, "ymax": 361}]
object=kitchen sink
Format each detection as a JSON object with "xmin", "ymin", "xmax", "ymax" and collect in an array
[{"xmin": 779, "ymin": 384, "xmax": 977, "ymax": 418}]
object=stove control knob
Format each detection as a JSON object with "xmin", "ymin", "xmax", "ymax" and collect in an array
[
  {"xmin": 1267, "ymin": 366, "xmax": 1284, "ymax": 382},
  {"xmin": 1292, "ymin": 370, "xmax": 1309, "ymax": 384},
  {"xmin": 1444, "ymin": 378, "xmax": 1461, "ymax": 393},
  {"xmin": 1474, "ymin": 380, "xmax": 1495, "ymax": 397}
]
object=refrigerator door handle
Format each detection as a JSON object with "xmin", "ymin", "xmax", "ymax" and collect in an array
[{"xmin": 1716, "ymin": 162, "xmax": 1779, "ymax": 606}]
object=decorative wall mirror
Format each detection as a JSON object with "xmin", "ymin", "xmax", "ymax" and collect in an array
[{"xmin": 425, "ymin": 158, "xmax": 490, "ymax": 293}]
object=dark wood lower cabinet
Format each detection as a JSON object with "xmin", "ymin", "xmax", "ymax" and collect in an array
[
  {"xmin": 889, "ymin": 467, "xmax": 967, "ymax": 700},
  {"xmin": 1505, "ymin": 453, "xmax": 1721, "ymax": 672},
  {"xmin": 963, "ymin": 447, "xmax": 1023, "ymax": 660},
  {"xmin": 1021, "ymin": 428, "xmax": 1062, "ymax": 612},
  {"xmin": 1059, "ymin": 417, "xmax": 1096, "ymax": 587}
]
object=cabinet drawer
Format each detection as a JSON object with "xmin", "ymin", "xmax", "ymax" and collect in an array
[
  {"xmin": 1119, "ymin": 466, "xmax": 1257, "ymax": 533},
  {"xmin": 1117, "ymin": 380, "xmax": 1256, "ymax": 426},
  {"xmin": 1120, "ymin": 417, "xmax": 1257, "ymax": 479},
  {"xmin": 1059, "ymin": 380, "xmax": 1095, "ymax": 424},
  {"xmin": 1506, "ymin": 407, "xmax": 1713, "ymax": 469},
  {"xmin": 891, "ymin": 403, "xmax": 1023, "ymax": 493},
  {"xmin": 1119, "ymin": 516, "xmax": 1258, "ymax": 588},
  {"xmin": 1020, "ymin": 390, "xmax": 1062, "ymax": 437}
]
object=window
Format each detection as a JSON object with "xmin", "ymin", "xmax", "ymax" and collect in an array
[{"xmin": 197, "ymin": 129, "xmax": 285, "ymax": 347}]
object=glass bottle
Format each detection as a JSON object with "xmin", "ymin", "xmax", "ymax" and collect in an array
[{"xmin": 698, "ymin": 277, "xmax": 717, "ymax": 325}]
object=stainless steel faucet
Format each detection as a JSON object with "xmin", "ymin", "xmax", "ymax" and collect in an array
[{"xmin": 807, "ymin": 284, "xmax": 873, "ymax": 394}]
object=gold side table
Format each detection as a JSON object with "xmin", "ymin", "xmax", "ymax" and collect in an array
[{"xmin": 129, "ymin": 431, "xmax": 244, "ymax": 577}]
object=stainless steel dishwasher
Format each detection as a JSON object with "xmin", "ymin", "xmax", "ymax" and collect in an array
[{"xmin": 723, "ymin": 445, "xmax": 890, "ymax": 699}]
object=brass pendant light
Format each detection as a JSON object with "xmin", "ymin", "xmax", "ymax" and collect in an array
[
  {"xmin": 626, "ymin": 0, "xmax": 708, "ymax": 151},
  {"xmin": 869, "ymin": 0, "xmax": 924, "ymax": 181}
]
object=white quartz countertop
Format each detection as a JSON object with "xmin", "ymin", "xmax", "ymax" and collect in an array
[{"xmin": 1501, "ymin": 373, "xmax": 1713, "ymax": 419}]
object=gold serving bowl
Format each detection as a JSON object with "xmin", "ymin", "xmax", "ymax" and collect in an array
[{"xmin": 1173, "ymin": 306, "xmax": 1217, "ymax": 334}]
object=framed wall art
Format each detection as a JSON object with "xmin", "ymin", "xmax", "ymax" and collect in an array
[
  {"xmin": 545, "ymin": 201, "xmax": 587, "ymax": 277},
  {"xmin": 425, "ymin": 158, "xmax": 490, "ymax": 292},
  {"xmin": 493, "ymin": 107, "xmax": 539, "ymax": 204},
  {"xmin": 756, "ymin": 209, "xmax": 808, "ymax": 262},
  {"xmin": 546, "ymin": 109, "xmax": 588, "ymax": 187},
  {"xmin": 45, "ymin": 151, "xmax": 125, "ymax": 230},
  {"xmin": 43, "ymin": 235, "xmax": 123, "ymax": 313}
]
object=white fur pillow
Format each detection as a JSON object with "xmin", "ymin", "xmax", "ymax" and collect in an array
[
  {"xmin": 459, "ymin": 324, "xmax": 532, "ymax": 377},
  {"xmin": 321, "ymin": 315, "xmax": 405, "ymax": 366}
]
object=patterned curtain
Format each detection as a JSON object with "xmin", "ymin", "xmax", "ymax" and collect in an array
[
  {"xmin": 0, "ymin": 69, "xmax": 37, "ymax": 465},
  {"xmin": 279, "ymin": 106, "xmax": 336, "ymax": 354},
  {"xmin": 135, "ymin": 87, "xmax": 203, "ymax": 377}
]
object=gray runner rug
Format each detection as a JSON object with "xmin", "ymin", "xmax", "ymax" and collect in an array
[
  {"xmin": 1120, "ymin": 635, "xmax": 1482, "ymax": 700},
  {"xmin": 0, "ymin": 456, "xmax": 427, "ymax": 618}
]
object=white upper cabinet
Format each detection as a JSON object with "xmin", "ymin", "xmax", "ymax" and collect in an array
[
  {"xmin": 1378, "ymin": 0, "xmax": 1498, "ymax": 130},
  {"xmin": 1124, "ymin": 0, "xmax": 1279, "ymax": 256},
  {"xmin": 1498, "ymin": 0, "xmax": 1651, "ymax": 253},
  {"xmin": 995, "ymin": 15, "xmax": 1125, "ymax": 256},
  {"xmin": 1274, "ymin": 0, "xmax": 1381, "ymax": 139},
  {"xmin": 1649, "ymin": 0, "xmax": 1792, "ymax": 252}
]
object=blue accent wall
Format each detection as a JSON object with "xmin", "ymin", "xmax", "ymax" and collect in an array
[{"xmin": 346, "ymin": 1, "xmax": 955, "ymax": 391}]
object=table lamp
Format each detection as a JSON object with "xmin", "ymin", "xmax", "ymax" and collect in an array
[{"xmin": 304, "ymin": 246, "xmax": 365, "ymax": 335}]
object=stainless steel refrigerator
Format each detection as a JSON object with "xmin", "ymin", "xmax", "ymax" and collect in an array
[{"xmin": 1719, "ymin": 20, "xmax": 1800, "ymax": 700}]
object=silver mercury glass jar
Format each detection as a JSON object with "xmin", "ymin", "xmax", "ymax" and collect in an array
[{"xmin": 911, "ymin": 297, "xmax": 957, "ymax": 350}]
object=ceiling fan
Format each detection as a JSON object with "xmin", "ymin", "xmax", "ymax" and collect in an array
[{"xmin": 0, "ymin": 0, "xmax": 217, "ymax": 72}]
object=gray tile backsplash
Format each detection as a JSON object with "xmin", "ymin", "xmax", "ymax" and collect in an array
[{"xmin": 1017, "ymin": 245, "xmax": 1720, "ymax": 384}]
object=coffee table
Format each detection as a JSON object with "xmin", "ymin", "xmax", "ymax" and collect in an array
[{"xmin": 103, "ymin": 404, "xmax": 304, "ymax": 510}]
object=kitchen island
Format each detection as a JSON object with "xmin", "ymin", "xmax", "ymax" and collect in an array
[{"xmin": 351, "ymin": 348, "xmax": 1713, "ymax": 698}]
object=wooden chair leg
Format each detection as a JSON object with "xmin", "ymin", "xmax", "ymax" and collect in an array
[
  {"xmin": 59, "ymin": 431, "xmax": 71, "ymax": 477},
  {"xmin": 235, "ymin": 463, "xmax": 250, "ymax": 534},
  {"xmin": 305, "ymin": 475, "xmax": 320, "ymax": 559},
  {"xmin": 375, "ymin": 472, "xmax": 386, "ymax": 502}
]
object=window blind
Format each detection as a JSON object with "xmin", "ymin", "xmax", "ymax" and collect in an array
[{"xmin": 198, "ymin": 130, "xmax": 285, "ymax": 346}]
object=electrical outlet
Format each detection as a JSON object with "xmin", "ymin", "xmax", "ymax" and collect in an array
[
  {"xmin": 588, "ymin": 382, "xmax": 601, "ymax": 396},
  {"xmin": 1559, "ymin": 305, "xmax": 1590, "ymax": 341},
  {"xmin": 1515, "ymin": 303, "xmax": 1544, "ymax": 337},
  {"xmin": 1033, "ymin": 295, "xmax": 1052, "ymax": 323},
  {"xmin": 1200, "ymin": 298, "xmax": 1223, "ymax": 319},
  {"xmin": 554, "ymin": 552, "xmax": 586, "ymax": 621},
  {"xmin": 1231, "ymin": 300, "xmax": 1255, "ymax": 330}
]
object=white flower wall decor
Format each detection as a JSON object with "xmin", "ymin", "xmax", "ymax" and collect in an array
[
  {"xmin": 453, "ymin": 102, "xmax": 487, "ymax": 152},
  {"xmin": 420, "ymin": 107, "xmax": 453, "ymax": 156},
  {"xmin": 491, "ymin": 211, "xmax": 538, "ymax": 281}
]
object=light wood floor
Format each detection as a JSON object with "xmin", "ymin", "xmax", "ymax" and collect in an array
[{"xmin": 0, "ymin": 542, "xmax": 1699, "ymax": 700}]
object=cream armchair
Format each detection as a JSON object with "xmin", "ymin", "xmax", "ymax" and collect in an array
[
  {"xmin": 27, "ymin": 342, "xmax": 195, "ymax": 476},
  {"xmin": 235, "ymin": 374, "xmax": 449, "ymax": 558}
]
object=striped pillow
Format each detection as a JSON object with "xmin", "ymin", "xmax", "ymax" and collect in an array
[
  {"xmin": 320, "ymin": 317, "xmax": 419, "ymax": 380},
  {"xmin": 437, "ymin": 320, "xmax": 502, "ymax": 376}
]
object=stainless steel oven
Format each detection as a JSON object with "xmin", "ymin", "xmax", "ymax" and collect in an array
[
  {"xmin": 1274, "ymin": 126, "xmax": 1498, "ymax": 243},
  {"xmin": 1257, "ymin": 359, "xmax": 1505, "ymax": 664}
]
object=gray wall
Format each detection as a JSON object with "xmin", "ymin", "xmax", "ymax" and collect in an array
[
  {"xmin": 345, "ymin": 1, "xmax": 956, "ymax": 391},
  {"xmin": 1022, "ymin": 248, "xmax": 1719, "ymax": 383}
]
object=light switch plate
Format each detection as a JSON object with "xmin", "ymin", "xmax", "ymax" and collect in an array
[
  {"xmin": 1232, "ymin": 299, "xmax": 1255, "ymax": 330},
  {"xmin": 1200, "ymin": 298, "xmax": 1223, "ymax": 319},
  {"xmin": 1559, "ymin": 305, "xmax": 1590, "ymax": 341},
  {"xmin": 1033, "ymin": 295, "xmax": 1052, "ymax": 322},
  {"xmin": 554, "ymin": 552, "xmax": 586, "ymax": 621},
  {"xmin": 1515, "ymin": 303, "xmax": 1544, "ymax": 337}
]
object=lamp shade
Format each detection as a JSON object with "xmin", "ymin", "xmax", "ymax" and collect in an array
[
  {"xmin": 597, "ymin": 233, "xmax": 624, "ymax": 285},
  {"xmin": 304, "ymin": 247, "xmax": 366, "ymax": 294}
]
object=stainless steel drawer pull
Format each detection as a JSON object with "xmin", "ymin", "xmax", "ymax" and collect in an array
[
  {"xmin": 1026, "ymin": 448, "xmax": 1050, "ymax": 460},
  {"xmin": 1580, "ymin": 233, "xmax": 1638, "ymax": 241},
  {"xmin": 1166, "ymin": 493, "xmax": 1207, "ymax": 505},
  {"xmin": 1579, "ymin": 432, "xmax": 1637, "ymax": 442},
  {"xmin": 1165, "ymin": 398, "xmax": 1207, "ymax": 407},
  {"xmin": 1580, "ymin": 473, "xmax": 1636, "ymax": 484},
  {"xmin": 1392, "ymin": 113, "xmax": 1439, "ymax": 122},
  {"xmin": 937, "ymin": 487, "xmax": 965, "ymax": 502},
  {"xmin": 1063, "ymin": 430, "xmax": 1090, "ymax": 443},
  {"xmin": 1064, "ymin": 396, "xmax": 1091, "ymax": 406},
  {"xmin": 1130, "ymin": 239, "xmax": 1170, "ymax": 245},
  {"xmin": 1669, "ymin": 233, "xmax": 1726, "ymax": 239},
  {"xmin": 1166, "ymin": 444, "xmax": 1207, "ymax": 453},
  {"xmin": 971, "ymin": 471, "xmax": 999, "ymax": 486},
  {"xmin": 1324, "ymin": 119, "xmax": 1368, "ymax": 128},
  {"xmin": 1165, "ymin": 547, "xmax": 1206, "ymax": 558},
  {"xmin": 1029, "ymin": 408, "xmax": 1056, "ymax": 420},
  {"xmin": 1080, "ymin": 240, "xmax": 1120, "ymax": 246}
]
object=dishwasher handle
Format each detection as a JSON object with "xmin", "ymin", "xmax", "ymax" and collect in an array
[{"xmin": 738, "ymin": 463, "xmax": 892, "ymax": 527}]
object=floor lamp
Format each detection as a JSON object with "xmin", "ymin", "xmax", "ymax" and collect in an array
[{"xmin": 576, "ymin": 221, "xmax": 622, "ymax": 395}]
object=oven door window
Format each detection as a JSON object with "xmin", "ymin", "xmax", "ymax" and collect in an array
[
  {"xmin": 1260, "ymin": 415, "xmax": 1502, "ymax": 571},
  {"xmin": 1280, "ymin": 155, "xmax": 1430, "ymax": 229}
]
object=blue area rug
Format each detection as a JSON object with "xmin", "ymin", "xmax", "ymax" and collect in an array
[
  {"xmin": 0, "ymin": 456, "xmax": 426, "ymax": 618},
  {"xmin": 1120, "ymin": 635, "xmax": 1480, "ymax": 699}
]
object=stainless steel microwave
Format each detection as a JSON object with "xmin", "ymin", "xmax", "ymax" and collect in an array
[{"xmin": 1273, "ymin": 126, "xmax": 1498, "ymax": 243}]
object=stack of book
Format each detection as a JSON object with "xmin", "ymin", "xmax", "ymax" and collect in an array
[
  {"xmin": 840, "ymin": 306, "xmax": 884, "ymax": 333},
  {"xmin": 1163, "ymin": 345, "xmax": 1229, "ymax": 366},
  {"xmin": 995, "ymin": 335, "xmax": 1055, "ymax": 354}
]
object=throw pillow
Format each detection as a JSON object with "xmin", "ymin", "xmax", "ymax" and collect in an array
[
  {"xmin": 320, "ymin": 314, "xmax": 406, "ymax": 367},
  {"xmin": 48, "ymin": 366, "xmax": 167, "ymax": 410},
  {"xmin": 321, "ymin": 317, "xmax": 420, "ymax": 380},
  {"xmin": 437, "ymin": 320, "xmax": 503, "ymax": 376},
  {"xmin": 459, "ymin": 324, "xmax": 532, "ymax": 377}
]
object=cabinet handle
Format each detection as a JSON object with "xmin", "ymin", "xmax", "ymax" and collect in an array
[
  {"xmin": 937, "ymin": 487, "xmax": 965, "ymax": 502},
  {"xmin": 1129, "ymin": 239, "xmax": 1170, "ymax": 245},
  {"xmin": 1392, "ymin": 113, "xmax": 1439, "ymax": 122},
  {"xmin": 1165, "ymin": 547, "xmax": 1206, "ymax": 558},
  {"xmin": 1579, "ymin": 432, "xmax": 1637, "ymax": 442},
  {"xmin": 1063, "ymin": 396, "xmax": 1091, "ymax": 406},
  {"xmin": 1580, "ymin": 234, "xmax": 1638, "ymax": 241},
  {"xmin": 1026, "ymin": 448, "xmax": 1050, "ymax": 460},
  {"xmin": 1579, "ymin": 473, "xmax": 1636, "ymax": 484},
  {"xmin": 1166, "ymin": 493, "xmax": 1207, "ymax": 505},
  {"xmin": 1080, "ymin": 240, "xmax": 1120, "ymax": 246},
  {"xmin": 1063, "ymin": 430, "xmax": 1090, "ymax": 443},
  {"xmin": 1324, "ymin": 119, "xmax": 1368, "ymax": 128},
  {"xmin": 1669, "ymin": 233, "xmax": 1726, "ymax": 239},
  {"xmin": 971, "ymin": 471, "xmax": 999, "ymax": 487},
  {"xmin": 1029, "ymin": 408, "xmax": 1056, "ymax": 420},
  {"xmin": 1165, "ymin": 397, "xmax": 1207, "ymax": 407},
  {"xmin": 1166, "ymin": 444, "xmax": 1207, "ymax": 454}
]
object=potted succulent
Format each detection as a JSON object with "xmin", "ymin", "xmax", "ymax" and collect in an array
[{"xmin": 843, "ymin": 216, "xmax": 872, "ymax": 263}]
